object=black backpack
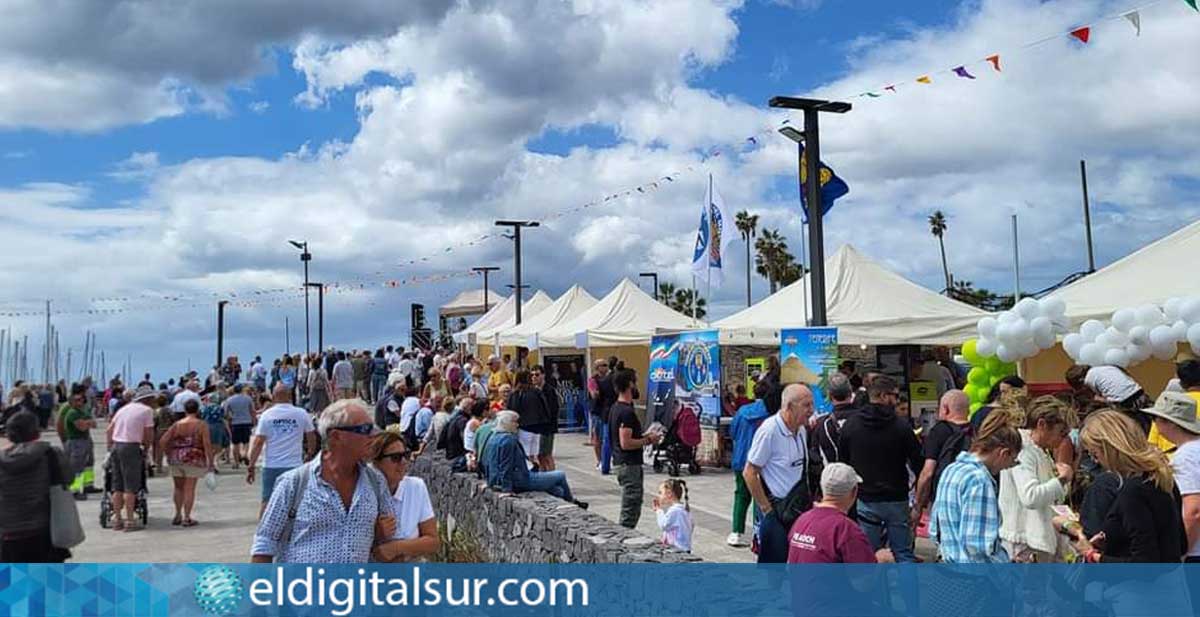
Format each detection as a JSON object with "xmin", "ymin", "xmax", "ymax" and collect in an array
[{"xmin": 931, "ymin": 421, "xmax": 974, "ymax": 501}]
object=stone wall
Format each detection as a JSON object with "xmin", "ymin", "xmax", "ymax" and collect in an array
[{"xmin": 410, "ymin": 453, "xmax": 702, "ymax": 564}]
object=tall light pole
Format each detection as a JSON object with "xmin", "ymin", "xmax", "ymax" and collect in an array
[
  {"xmin": 216, "ymin": 300, "xmax": 229, "ymax": 369},
  {"xmin": 771, "ymin": 96, "xmax": 851, "ymax": 327},
  {"xmin": 305, "ymin": 282, "xmax": 324, "ymax": 353},
  {"xmin": 495, "ymin": 221, "xmax": 539, "ymax": 325},
  {"xmin": 472, "ymin": 266, "xmax": 501, "ymax": 313},
  {"xmin": 289, "ymin": 240, "xmax": 312, "ymax": 355},
  {"xmin": 639, "ymin": 272, "xmax": 659, "ymax": 301}
]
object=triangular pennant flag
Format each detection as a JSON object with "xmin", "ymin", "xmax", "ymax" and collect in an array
[
  {"xmin": 1070, "ymin": 27, "xmax": 1090, "ymax": 43},
  {"xmin": 986, "ymin": 54, "xmax": 1001, "ymax": 72},
  {"xmin": 952, "ymin": 66, "xmax": 976, "ymax": 79},
  {"xmin": 1123, "ymin": 10, "xmax": 1141, "ymax": 35},
  {"xmin": 864, "ymin": 92, "xmax": 881, "ymax": 97},
  {"xmin": 1185, "ymin": 0, "xmax": 1198, "ymax": 11},
  {"xmin": 884, "ymin": 85, "xmax": 897, "ymax": 92},
  {"xmin": 916, "ymin": 75, "xmax": 932, "ymax": 84}
]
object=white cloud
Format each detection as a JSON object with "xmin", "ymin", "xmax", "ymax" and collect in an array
[{"xmin": 249, "ymin": 100, "xmax": 270, "ymax": 113}]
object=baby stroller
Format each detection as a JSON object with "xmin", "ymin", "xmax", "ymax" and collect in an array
[
  {"xmin": 99, "ymin": 452, "xmax": 149, "ymax": 528},
  {"xmin": 651, "ymin": 401, "xmax": 702, "ymax": 477}
]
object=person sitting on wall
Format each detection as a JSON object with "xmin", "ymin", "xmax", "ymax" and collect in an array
[{"xmin": 483, "ymin": 410, "xmax": 587, "ymax": 510}]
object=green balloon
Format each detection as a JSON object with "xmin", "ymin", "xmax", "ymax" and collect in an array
[
  {"xmin": 1001, "ymin": 362, "xmax": 1018, "ymax": 376},
  {"xmin": 968, "ymin": 367, "xmax": 989, "ymax": 387},
  {"xmin": 990, "ymin": 375, "xmax": 1002, "ymax": 387},
  {"xmin": 964, "ymin": 384, "xmax": 979, "ymax": 401},
  {"xmin": 985, "ymin": 357, "xmax": 1003, "ymax": 374},
  {"xmin": 969, "ymin": 402, "xmax": 982, "ymax": 416},
  {"xmin": 962, "ymin": 339, "xmax": 982, "ymax": 366}
]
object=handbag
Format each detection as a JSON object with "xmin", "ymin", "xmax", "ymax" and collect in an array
[{"xmin": 45, "ymin": 449, "xmax": 85, "ymax": 549}]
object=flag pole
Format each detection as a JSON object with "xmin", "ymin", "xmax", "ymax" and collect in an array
[{"xmin": 706, "ymin": 174, "xmax": 713, "ymax": 324}]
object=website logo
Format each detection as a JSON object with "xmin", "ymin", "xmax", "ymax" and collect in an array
[{"xmin": 194, "ymin": 565, "xmax": 244, "ymax": 616}]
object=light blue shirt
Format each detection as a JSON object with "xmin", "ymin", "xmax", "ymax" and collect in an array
[
  {"xmin": 415, "ymin": 406, "xmax": 434, "ymax": 439},
  {"xmin": 251, "ymin": 459, "xmax": 395, "ymax": 562}
]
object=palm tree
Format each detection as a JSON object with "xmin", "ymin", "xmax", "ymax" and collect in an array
[
  {"xmin": 671, "ymin": 288, "xmax": 707, "ymax": 320},
  {"xmin": 658, "ymin": 282, "xmax": 678, "ymax": 307},
  {"xmin": 928, "ymin": 210, "xmax": 951, "ymax": 293},
  {"xmin": 755, "ymin": 228, "xmax": 802, "ymax": 294},
  {"xmin": 735, "ymin": 210, "xmax": 759, "ymax": 307}
]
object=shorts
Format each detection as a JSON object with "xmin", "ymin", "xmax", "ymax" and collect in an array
[
  {"xmin": 539, "ymin": 432, "xmax": 555, "ymax": 457},
  {"xmin": 230, "ymin": 423, "xmax": 253, "ymax": 445},
  {"xmin": 517, "ymin": 429, "xmax": 541, "ymax": 458},
  {"xmin": 110, "ymin": 442, "xmax": 145, "ymax": 493},
  {"xmin": 65, "ymin": 437, "xmax": 94, "ymax": 477},
  {"xmin": 589, "ymin": 414, "xmax": 603, "ymax": 438},
  {"xmin": 208, "ymin": 422, "xmax": 230, "ymax": 447},
  {"xmin": 170, "ymin": 465, "xmax": 207, "ymax": 479},
  {"xmin": 262, "ymin": 466, "xmax": 295, "ymax": 502}
]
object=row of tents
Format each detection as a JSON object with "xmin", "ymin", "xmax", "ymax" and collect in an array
[{"xmin": 440, "ymin": 219, "xmax": 1200, "ymax": 391}]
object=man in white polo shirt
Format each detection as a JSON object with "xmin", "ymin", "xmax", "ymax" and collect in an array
[
  {"xmin": 743, "ymin": 383, "xmax": 818, "ymax": 563},
  {"xmin": 247, "ymin": 384, "xmax": 318, "ymax": 518}
]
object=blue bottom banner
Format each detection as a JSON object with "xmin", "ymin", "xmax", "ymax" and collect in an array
[{"xmin": 2, "ymin": 563, "xmax": 1200, "ymax": 616}]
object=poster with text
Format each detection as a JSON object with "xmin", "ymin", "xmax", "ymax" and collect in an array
[
  {"xmin": 648, "ymin": 334, "xmax": 680, "ymax": 426},
  {"xmin": 780, "ymin": 328, "xmax": 839, "ymax": 415},
  {"xmin": 676, "ymin": 329, "xmax": 722, "ymax": 428},
  {"xmin": 745, "ymin": 357, "xmax": 766, "ymax": 397}
]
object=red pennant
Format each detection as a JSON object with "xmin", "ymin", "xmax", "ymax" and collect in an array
[
  {"xmin": 985, "ymin": 54, "xmax": 1001, "ymax": 72},
  {"xmin": 1070, "ymin": 27, "xmax": 1090, "ymax": 43}
]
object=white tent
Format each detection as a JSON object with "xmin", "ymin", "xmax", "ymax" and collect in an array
[
  {"xmin": 474, "ymin": 290, "xmax": 555, "ymax": 344},
  {"xmin": 716, "ymin": 244, "xmax": 988, "ymax": 345},
  {"xmin": 1047, "ymin": 219, "xmax": 1200, "ymax": 326},
  {"xmin": 452, "ymin": 290, "xmax": 550, "ymax": 345},
  {"xmin": 494, "ymin": 285, "xmax": 598, "ymax": 348},
  {"xmin": 536, "ymin": 278, "xmax": 700, "ymax": 348},
  {"xmin": 439, "ymin": 288, "xmax": 507, "ymax": 318}
]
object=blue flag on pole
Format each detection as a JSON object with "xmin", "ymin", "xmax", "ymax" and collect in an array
[{"xmin": 798, "ymin": 142, "xmax": 849, "ymax": 222}]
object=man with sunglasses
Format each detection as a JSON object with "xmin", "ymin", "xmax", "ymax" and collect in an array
[
  {"xmin": 252, "ymin": 399, "xmax": 401, "ymax": 563},
  {"xmin": 247, "ymin": 384, "xmax": 318, "ymax": 518}
]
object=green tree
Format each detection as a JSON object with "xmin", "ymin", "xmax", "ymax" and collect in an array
[
  {"xmin": 657, "ymin": 282, "xmax": 706, "ymax": 319},
  {"xmin": 735, "ymin": 210, "xmax": 759, "ymax": 307},
  {"xmin": 755, "ymin": 228, "xmax": 803, "ymax": 294},
  {"xmin": 928, "ymin": 210, "xmax": 951, "ymax": 293}
]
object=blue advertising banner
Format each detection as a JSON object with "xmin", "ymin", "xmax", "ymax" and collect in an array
[
  {"xmin": 647, "ymin": 334, "xmax": 680, "ymax": 426},
  {"xmin": 4, "ymin": 563, "xmax": 1200, "ymax": 617},
  {"xmin": 779, "ymin": 327, "xmax": 839, "ymax": 414},
  {"xmin": 676, "ymin": 329, "xmax": 721, "ymax": 428}
]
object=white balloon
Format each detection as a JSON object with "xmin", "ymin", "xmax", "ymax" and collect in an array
[
  {"xmin": 1104, "ymin": 348, "xmax": 1130, "ymax": 368},
  {"xmin": 1043, "ymin": 296, "xmax": 1067, "ymax": 319},
  {"xmin": 1016, "ymin": 298, "xmax": 1040, "ymax": 320},
  {"xmin": 1009, "ymin": 320, "xmax": 1032, "ymax": 343},
  {"xmin": 1154, "ymin": 343, "xmax": 1178, "ymax": 361},
  {"xmin": 977, "ymin": 317, "xmax": 998, "ymax": 340},
  {"xmin": 1111, "ymin": 308, "xmax": 1137, "ymax": 333},
  {"xmin": 1105, "ymin": 327, "xmax": 1129, "ymax": 347},
  {"xmin": 1063, "ymin": 333, "xmax": 1084, "ymax": 359},
  {"xmin": 1136, "ymin": 304, "xmax": 1165, "ymax": 327},
  {"xmin": 1033, "ymin": 328, "xmax": 1056, "ymax": 350},
  {"xmin": 1128, "ymin": 325, "xmax": 1150, "ymax": 346},
  {"xmin": 1149, "ymin": 325, "xmax": 1176, "ymax": 348},
  {"xmin": 1094, "ymin": 332, "xmax": 1114, "ymax": 349},
  {"xmin": 1051, "ymin": 316, "xmax": 1071, "ymax": 334},
  {"xmin": 996, "ymin": 343, "xmax": 1017, "ymax": 363},
  {"xmin": 1188, "ymin": 323, "xmax": 1200, "ymax": 353},
  {"xmin": 1080, "ymin": 320, "xmax": 1106, "ymax": 342},
  {"xmin": 1127, "ymin": 343, "xmax": 1151, "ymax": 364},
  {"xmin": 1031, "ymin": 316, "xmax": 1053, "ymax": 338},
  {"xmin": 994, "ymin": 323, "xmax": 1012, "ymax": 345},
  {"xmin": 1079, "ymin": 343, "xmax": 1103, "ymax": 366},
  {"xmin": 1165, "ymin": 297, "xmax": 1183, "ymax": 322},
  {"xmin": 1173, "ymin": 320, "xmax": 1189, "ymax": 341},
  {"xmin": 998, "ymin": 311, "xmax": 1019, "ymax": 325},
  {"xmin": 976, "ymin": 337, "xmax": 996, "ymax": 358},
  {"xmin": 1182, "ymin": 297, "xmax": 1200, "ymax": 324}
]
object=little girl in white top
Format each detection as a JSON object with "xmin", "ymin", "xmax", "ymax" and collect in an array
[{"xmin": 654, "ymin": 478, "xmax": 694, "ymax": 553}]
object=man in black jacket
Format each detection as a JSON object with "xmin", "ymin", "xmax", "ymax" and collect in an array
[
  {"xmin": 531, "ymin": 365, "xmax": 559, "ymax": 471},
  {"xmin": 507, "ymin": 369, "xmax": 554, "ymax": 470},
  {"xmin": 837, "ymin": 375, "xmax": 923, "ymax": 562}
]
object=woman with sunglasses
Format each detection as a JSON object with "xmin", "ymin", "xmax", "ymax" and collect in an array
[{"xmin": 370, "ymin": 430, "xmax": 440, "ymax": 562}]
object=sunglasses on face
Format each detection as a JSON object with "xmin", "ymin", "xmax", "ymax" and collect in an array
[
  {"xmin": 378, "ymin": 451, "xmax": 411, "ymax": 463},
  {"xmin": 331, "ymin": 423, "xmax": 375, "ymax": 436}
]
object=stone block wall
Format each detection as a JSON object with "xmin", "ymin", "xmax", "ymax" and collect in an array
[{"xmin": 410, "ymin": 454, "xmax": 703, "ymax": 564}]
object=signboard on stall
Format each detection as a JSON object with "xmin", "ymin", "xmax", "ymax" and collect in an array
[
  {"xmin": 648, "ymin": 334, "xmax": 680, "ymax": 427},
  {"xmin": 780, "ymin": 327, "xmax": 839, "ymax": 415},
  {"xmin": 544, "ymin": 354, "xmax": 587, "ymax": 431},
  {"xmin": 648, "ymin": 330, "xmax": 722, "ymax": 429},
  {"xmin": 909, "ymin": 380, "xmax": 939, "ymax": 434},
  {"xmin": 745, "ymin": 357, "xmax": 766, "ymax": 396}
]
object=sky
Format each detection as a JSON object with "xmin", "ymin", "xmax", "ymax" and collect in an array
[{"xmin": 1, "ymin": 0, "xmax": 1198, "ymax": 382}]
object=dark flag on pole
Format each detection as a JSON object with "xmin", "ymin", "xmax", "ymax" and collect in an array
[{"xmin": 798, "ymin": 142, "xmax": 849, "ymax": 222}]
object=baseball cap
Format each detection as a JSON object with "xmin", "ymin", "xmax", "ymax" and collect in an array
[{"xmin": 820, "ymin": 463, "xmax": 863, "ymax": 498}]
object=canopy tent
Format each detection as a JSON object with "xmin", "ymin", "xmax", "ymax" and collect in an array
[
  {"xmin": 439, "ymin": 288, "xmax": 507, "ymax": 318},
  {"xmin": 716, "ymin": 244, "xmax": 988, "ymax": 345},
  {"xmin": 535, "ymin": 278, "xmax": 700, "ymax": 349},
  {"xmin": 474, "ymin": 290, "xmax": 555, "ymax": 344},
  {"xmin": 1047, "ymin": 219, "xmax": 1200, "ymax": 327},
  {"xmin": 452, "ymin": 290, "xmax": 551, "ymax": 345},
  {"xmin": 493, "ymin": 285, "xmax": 598, "ymax": 348}
]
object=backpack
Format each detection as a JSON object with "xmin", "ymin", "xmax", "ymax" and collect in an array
[
  {"xmin": 931, "ymin": 421, "xmax": 973, "ymax": 501},
  {"xmin": 674, "ymin": 406, "xmax": 702, "ymax": 448}
]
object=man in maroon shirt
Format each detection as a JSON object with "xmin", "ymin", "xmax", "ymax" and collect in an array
[{"xmin": 787, "ymin": 463, "xmax": 893, "ymax": 564}]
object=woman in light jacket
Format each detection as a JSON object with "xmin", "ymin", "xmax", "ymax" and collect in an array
[{"xmin": 997, "ymin": 396, "xmax": 1076, "ymax": 562}]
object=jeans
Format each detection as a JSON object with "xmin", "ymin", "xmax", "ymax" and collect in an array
[
  {"xmin": 371, "ymin": 376, "xmax": 387, "ymax": 403},
  {"xmin": 757, "ymin": 510, "xmax": 790, "ymax": 563},
  {"xmin": 599, "ymin": 420, "xmax": 612, "ymax": 475},
  {"xmin": 856, "ymin": 500, "xmax": 915, "ymax": 562},
  {"xmin": 616, "ymin": 464, "xmax": 644, "ymax": 528},
  {"xmin": 525, "ymin": 470, "xmax": 573, "ymax": 501}
]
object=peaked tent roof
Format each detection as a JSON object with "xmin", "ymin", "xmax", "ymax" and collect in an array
[
  {"xmin": 536, "ymin": 278, "xmax": 700, "ymax": 348},
  {"xmin": 495, "ymin": 285, "xmax": 598, "ymax": 348},
  {"xmin": 716, "ymin": 244, "xmax": 988, "ymax": 345},
  {"xmin": 473, "ymin": 290, "xmax": 555, "ymax": 342},
  {"xmin": 440, "ymin": 288, "xmax": 507, "ymax": 318},
  {"xmin": 453, "ymin": 290, "xmax": 549, "ymax": 344},
  {"xmin": 1048, "ymin": 219, "xmax": 1200, "ymax": 326}
]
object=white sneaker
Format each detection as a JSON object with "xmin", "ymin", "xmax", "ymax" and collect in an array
[{"xmin": 726, "ymin": 532, "xmax": 748, "ymax": 547}]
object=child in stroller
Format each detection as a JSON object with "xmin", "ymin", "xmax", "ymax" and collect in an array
[
  {"xmin": 651, "ymin": 401, "xmax": 702, "ymax": 477},
  {"xmin": 99, "ymin": 451, "xmax": 149, "ymax": 529}
]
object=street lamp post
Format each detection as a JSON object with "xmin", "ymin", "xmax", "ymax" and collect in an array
[
  {"xmin": 495, "ymin": 221, "xmax": 539, "ymax": 325},
  {"xmin": 770, "ymin": 96, "xmax": 851, "ymax": 327},
  {"xmin": 305, "ymin": 282, "xmax": 324, "ymax": 353},
  {"xmin": 289, "ymin": 240, "xmax": 312, "ymax": 354},
  {"xmin": 216, "ymin": 300, "xmax": 229, "ymax": 369},
  {"xmin": 639, "ymin": 272, "xmax": 659, "ymax": 301},
  {"xmin": 472, "ymin": 266, "xmax": 501, "ymax": 313}
]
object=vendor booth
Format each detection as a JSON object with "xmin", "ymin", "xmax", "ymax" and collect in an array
[{"xmin": 472, "ymin": 290, "xmax": 554, "ymax": 360}]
